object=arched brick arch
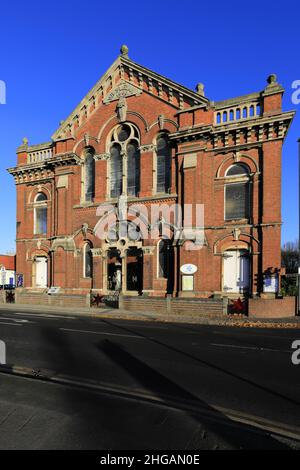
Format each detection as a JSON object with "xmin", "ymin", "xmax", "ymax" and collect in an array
[
  {"xmin": 28, "ymin": 185, "xmax": 52, "ymax": 204},
  {"xmin": 148, "ymin": 118, "xmax": 179, "ymax": 135},
  {"xmin": 216, "ymin": 152, "xmax": 259, "ymax": 178},
  {"xmin": 73, "ymin": 137, "xmax": 101, "ymax": 157},
  {"xmin": 214, "ymin": 231, "xmax": 260, "ymax": 255},
  {"xmin": 27, "ymin": 247, "xmax": 49, "ymax": 261}
]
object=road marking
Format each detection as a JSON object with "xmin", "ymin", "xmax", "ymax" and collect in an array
[
  {"xmin": 59, "ymin": 327, "xmax": 143, "ymax": 339},
  {"xmin": 0, "ymin": 322, "xmax": 23, "ymax": 327},
  {"xmin": 211, "ymin": 343, "xmax": 291, "ymax": 353},
  {"xmin": 0, "ymin": 317, "xmax": 32, "ymax": 324},
  {"xmin": 12, "ymin": 312, "xmax": 76, "ymax": 320}
]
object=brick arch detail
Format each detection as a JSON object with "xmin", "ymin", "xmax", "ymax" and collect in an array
[
  {"xmin": 214, "ymin": 232, "xmax": 260, "ymax": 255},
  {"xmin": 216, "ymin": 153, "xmax": 259, "ymax": 178}
]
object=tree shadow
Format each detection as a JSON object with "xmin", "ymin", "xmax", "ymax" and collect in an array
[
  {"xmin": 99, "ymin": 318, "xmax": 300, "ymax": 409},
  {"xmin": 98, "ymin": 338, "xmax": 290, "ymax": 449}
]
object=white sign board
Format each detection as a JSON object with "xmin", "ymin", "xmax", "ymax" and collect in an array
[
  {"xmin": 180, "ymin": 264, "xmax": 197, "ymax": 275},
  {"xmin": 263, "ymin": 274, "xmax": 279, "ymax": 293},
  {"xmin": 47, "ymin": 287, "xmax": 61, "ymax": 295}
]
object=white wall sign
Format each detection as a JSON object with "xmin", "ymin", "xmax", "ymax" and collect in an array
[
  {"xmin": 182, "ymin": 275, "xmax": 194, "ymax": 291},
  {"xmin": 263, "ymin": 274, "xmax": 279, "ymax": 293},
  {"xmin": 180, "ymin": 264, "xmax": 197, "ymax": 275}
]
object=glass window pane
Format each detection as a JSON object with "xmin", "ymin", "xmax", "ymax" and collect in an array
[
  {"xmin": 84, "ymin": 245, "xmax": 93, "ymax": 278},
  {"xmin": 127, "ymin": 141, "xmax": 140, "ymax": 196},
  {"xmin": 35, "ymin": 207, "xmax": 47, "ymax": 234},
  {"xmin": 226, "ymin": 164, "xmax": 249, "ymax": 177},
  {"xmin": 157, "ymin": 135, "xmax": 171, "ymax": 193},
  {"xmin": 110, "ymin": 144, "xmax": 122, "ymax": 197},
  {"xmin": 85, "ymin": 152, "xmax": 95, "ymax": 201},
  {"xmin": 117, "ymin": 124, "xmax": 131, "ymax": 142},
  {"xmin": 36, "ymin": 192, "xmax": 47, "ymax": 202},
  {"xmin": 225, "ymin": 183, "xmax": 249, "ymax": 220}
]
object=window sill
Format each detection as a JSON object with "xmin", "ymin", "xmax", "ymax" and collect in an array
[{"xmin": 224, "ymin": 219, "xmax": 250, "ymax": 225}]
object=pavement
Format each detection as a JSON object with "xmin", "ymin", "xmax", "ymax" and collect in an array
[
  {"xmin": 0, "ymin": 306, "xmax": 300, "ymax": 449},
  {"xmin": 0, "ymin": 301, "xmax": 299, "ymax": 328}
]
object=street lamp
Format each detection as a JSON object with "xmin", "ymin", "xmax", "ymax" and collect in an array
[{"xmin": 298, "ymin": 139, "xmax": 300, "ymax": 315}]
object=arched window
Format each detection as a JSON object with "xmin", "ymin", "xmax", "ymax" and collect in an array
[
  {"xmin": 225, "ymin": 164, "xmax": 250, "ymax": 220},
  {"xmin": 109, "ymin": 123, "xmax": 140, "ymax": 197},
  {"xmin": 110, "ymin": 144, "xmax": 123, "ymax": 197},
  {"xmin": 156, "ymin": 134, "xmax": 171, "ymax": 193},
  {"xmin": 84, "ymin": 148, "xmax": 95, "ymax": 201},
  {"xmin": 34, "ymin": 192, "xmax": 47, "ymax": 235},
  {"xmin": 83, "ymin": 243, "xmax": 93, "ymax": 278},
  {"xmin": 158, "ymin": 239, "xmax": 171, "ymax": 278},
  {"xmin": 127, "ymin": 141, "xmax": 140, "ymax": 196}
]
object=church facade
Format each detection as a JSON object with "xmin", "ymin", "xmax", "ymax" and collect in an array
[{"xmin": 8, "ymin": 46, "xmax": 295, "ymax": 305}]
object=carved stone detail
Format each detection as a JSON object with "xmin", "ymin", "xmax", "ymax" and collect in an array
[
  {"xmin": 94, "ymin": 153, "xmax": 110, "ymax": 161},
  {"xmin": 91, "ymin": 248, "xmax": 102, "ymax": 257},
  {"xmin": 139, "ymin": 144, "xmax": 156, "ymax": 153},
  {"xmin": 116, "ymin": 96, "xmax": 128, "ymax": 122},
  {"xmin": 158, "ymin": 114, "xmax": 165, "ymax": 130},
  {"xmin": 232, "ymin": 228, "xmax": 241, "ymax": 241},
  {"xmin": 103, "ymin": 80, "xmax": 142, "ymax": 104}
]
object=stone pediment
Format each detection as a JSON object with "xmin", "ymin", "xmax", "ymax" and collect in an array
[
  {"xmin": 103, "ymin": 80, "xmax": 142, "ymax": 104},
  {"xmin": 51, "ymin": 49, "xmax": 209, "ymax": 141}
]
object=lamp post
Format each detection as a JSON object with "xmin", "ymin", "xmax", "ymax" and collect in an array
[{"xmin": 298, "ymin": 139, "xmax": 300, "ymax": 315}]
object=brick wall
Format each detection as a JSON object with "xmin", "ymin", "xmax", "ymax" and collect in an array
[
  {"xmin": 120, "ymin": 295, "xmax": 225, "ymax": 316},
  {"xmin": 248, "ymin": 297, "xmax": 297, "ymax": 318},
  {"xmin": 15, "ymin": 290, "xmax": 88, "ymax": 308}
]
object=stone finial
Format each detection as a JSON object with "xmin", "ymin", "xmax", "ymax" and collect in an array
[
  {"xmin": 196, "ymin": 82, "xmax": 205, "ymax": 96},
  {"xmin": 59, "ymin": 120, "xmax": 64, "ymax": 125},
  {"xmin": 267, "ymin": 74, "xmax": 277, "ymax": 85},
  {"xmin": 120, "ymin": 45, "xmax": 129, "ymax": 57},
  {"xmin": 22, "ymin": 137, "xmax": 28, "ymax": 145}
]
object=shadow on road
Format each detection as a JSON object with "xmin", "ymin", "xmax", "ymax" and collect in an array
[
  {"xmin": 33, "ymin": 323, "xmax": 291, "ymax": 449},
  {"xmin": 99, "ymin": 318, "xmax": 300, "ymax": 409}
]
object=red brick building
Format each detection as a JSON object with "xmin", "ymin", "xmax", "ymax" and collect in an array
[{"xmin": 8, "ymin": 46, "xmax": 295, "ymax": 308}]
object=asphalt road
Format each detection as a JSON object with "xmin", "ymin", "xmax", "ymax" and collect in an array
[{"xmin": 0, "ymin": 307, "xmax": 300, "ymax": 449}]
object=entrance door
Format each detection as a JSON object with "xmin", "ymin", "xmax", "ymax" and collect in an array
[
  {"xmin": 223, "ymin": 249, "xmax": 249, "ymax": 293},
  {"xmin": 35, "ymin": 257, "xmax": 47, "ymax": 288},
  {"xmin": 107, "ymin": 248, "xmax": 122, "ymax": 291},
  {"xmin": 126, "ymin": 247, "xmax": 143, "ymax": 292}
]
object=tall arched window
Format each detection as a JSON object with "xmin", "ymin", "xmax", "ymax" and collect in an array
[
  {"xmin": 34, "ymin": 192, "xmax": 47, "ymax": 235},
  {"xmin": 109, "ymin": 123, "xmax": 140, "ymax": 197},
  {"xmin": 156, "ymin": 134, "xmax": 171, "ymax": 193},
  {"xmin": 84, "ymin": 147, "xmax": 95, "ymax": 201},
  {"xmin": 225, "ymin": 164, "xmax": 250, "ymax": 220},
  {"xmin": 110, "ymin": 144, "xmax": 123, "ymax": 197},
  {"xmin": 83, "ymin": 243, "xmax": 93, "ymax": 278},
  {"xmin": 127, "ymin": 141, "xmax": 140, "ymax": 196}
]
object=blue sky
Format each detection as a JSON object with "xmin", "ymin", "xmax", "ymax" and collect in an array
[{"xmin": 0, "ymin": 0, "xmax": 299, "ymax": 253}]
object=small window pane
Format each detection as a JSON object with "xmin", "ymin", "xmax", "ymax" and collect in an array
[
  {"xmin": 85, "ymin": 152, "xmax": 95, "ymax": 201},
  {"xmin": 117, "ymin": 124, "xmax": 131, "ymax": 142},
  {"xmin": 110, "ymin": 144, "xmax": 122, "ymax": 197},
  {"xmin": 127, "ymin": 141, "xmax": 140, "ymax": 196},
  {"xmin": 225, "ymin": 183, "xmax": 249, "ymax": 220},
  {"xmin": 157, "ymin": 135, "xmax": 171, "ymax": 193},
  {"xmin": 84, "ymin": 244, "xmax": 93, "ymax": 278},
  {"xmin": 35, "ymin": 207, "xmax": 47, "ymax": 234},
  {"xmin": 226, "ymin": 164, "xmax": 249, "ymax": 177},
  {"xmin": 36, "ymin": 192, "xmax": 47, "ymax": 202}
]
